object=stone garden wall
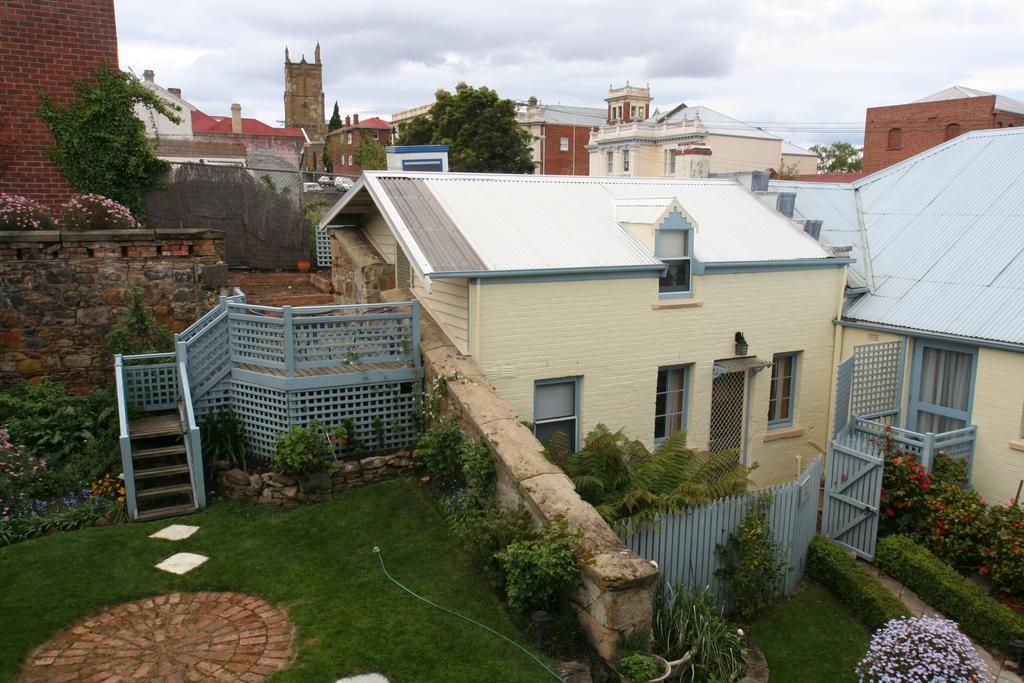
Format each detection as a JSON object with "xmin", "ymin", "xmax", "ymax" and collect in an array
[
  {"xmin": 328, "ymin": 227, "xmax": 394, "ymax": 303},
  {"xmin": 379, "ymin": 287, "xmax": 659, "ymax": 662},
  {"xmin": 215, "ymin": 450, "xmax": 418, "ymax": 505},
  {"xmin": 0, "ymin": 228, "xmax": 227, "ymax": 390}
]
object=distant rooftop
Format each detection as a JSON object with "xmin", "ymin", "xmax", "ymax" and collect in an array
[
  {"xmin": 913, "ymin": 85, "xmax": 1024, "ymax": 116},
  {"xmin": 651, "ymin": 104, "xmax": 781, "ymax": 141},
  {"xmin": 190, "ymin": 111, "xmax": 305, "ymax": 138}
]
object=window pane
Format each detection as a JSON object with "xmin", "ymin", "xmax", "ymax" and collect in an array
[
  {"xmin": 536, "ymin": 381, "xmax": 575, "ymax": 420},
  {"xmin": 536, "ymin": 419, "xmax": 576, "ymax": 452},
  {"xmin": 917, "ymin": 410, "xmax": 965, "ymax": 434},
  {"xmin": 658, "ymin": 230, "xmax": 687, "ymax": 258},
  {"xmin": 918, "ymin": 347, "xmax": 971, "ymax": 412},
  {"xmin": 768, "ymin": 353, "xmax": 796, "ymax": 423},
  {"xmin": 659, "ymin": 259, "xmax": 691, "ymax": 292},
  {"xmin": 655, "ymin": 367, "xmax": 686, "ymax": 440}
]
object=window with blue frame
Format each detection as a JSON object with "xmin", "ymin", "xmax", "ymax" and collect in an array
[
  {"xmin": 655, "ymin": 215, "xmax": 692, "ymax": 295},
  {"xmin": 768, "ymin": 352, "xmax": 798, "ymax": 427},
  {"xmin": 910, "ymin": 343, "xmax": 975, "ymax": 433},
  {"xmin": 534, "ymin": 378, "xmax": 580, "ymax": 452},
  {"xmin": 655, "ymin": 365, "xmax": 689, "ymax": 443}
]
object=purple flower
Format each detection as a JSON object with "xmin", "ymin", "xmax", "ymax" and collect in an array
[{"xmin": 856, "ymin": 616, "xmax": 990, "ymax": 682}]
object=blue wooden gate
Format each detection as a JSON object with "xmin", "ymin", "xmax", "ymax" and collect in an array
[{"xmin": 823, "ymin": 432, "xmax": 883, "ymax": 560}]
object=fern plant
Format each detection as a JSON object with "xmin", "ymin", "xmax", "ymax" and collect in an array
[{"xmin": 559, "ymin": 425, "xmax": 754, "ymax": 524}]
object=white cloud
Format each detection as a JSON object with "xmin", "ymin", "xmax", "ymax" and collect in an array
[{"xmin": 115, "ymin": 0, "xmax": 1024, "ymax": 147}]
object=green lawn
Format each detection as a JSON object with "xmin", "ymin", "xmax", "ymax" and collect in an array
[
  {"xmin": 748, "ymin": 582, "xmax": 870, "ymax": 683},
  {"xmin": 0, "ymin": 478, "xmax": 553, "ymax": 682}
]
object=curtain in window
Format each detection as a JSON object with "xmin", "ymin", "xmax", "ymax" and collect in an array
[
  {"xmin": 655, "ymin": 367, "xmax": 685, "ymax": 440},
  {"xmin": 916, "ymin": 347, "xmax": 972, "ymax": 433}
]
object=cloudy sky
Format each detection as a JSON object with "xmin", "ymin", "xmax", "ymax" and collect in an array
[{"xmin": 116, "ymin": 0, "xmax": 1024, "ymax": 148}]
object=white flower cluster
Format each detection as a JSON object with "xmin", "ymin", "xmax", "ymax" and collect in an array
[
  {"xmin": 62, "ymin": 193, "xmax": 139, "ymax": 230},
  {"xmin": 856, "ymin": 616, "xmax": 991, "ymax": 683},
  {"xmin": 0, "ymin": 193, "xmax": 53, "ymax": 230}
]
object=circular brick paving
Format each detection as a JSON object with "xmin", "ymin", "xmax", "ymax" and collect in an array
[{"xmin": 20, "ymin": 592, "xmax": 293, "ymax": 682}]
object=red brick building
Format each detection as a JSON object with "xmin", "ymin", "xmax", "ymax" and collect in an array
[
  {"xmin": 325, "ymin": 115, "xmax": 394, "ymax": 176},
  {"xmin": 517, "ymin": 98, "xmax": 606, "ymax": 175},
  {"xmin": 863, "ymin": 86, "xmax": 1024, "ymax": 173},
  {"xmin": 0, "ymin": 0, "xmax": 120, "ymax": 208}
]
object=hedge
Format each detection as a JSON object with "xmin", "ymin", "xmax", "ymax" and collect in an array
[
  {"xmin": 875, "ymin": 535, "xmax": 1024, "ymax": 652},
  {"xmin": 806, "ymin": 537, "xmax": 910, "ymax": 631}
]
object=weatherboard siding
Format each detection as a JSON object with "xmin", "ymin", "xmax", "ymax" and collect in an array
[
  {"xmin": 415, "ymin": 278, "xmax": 469, "ymax": 354},
  {"xmin": 474, "ymin": 268, "xmax": 845, "ymax": 487}
]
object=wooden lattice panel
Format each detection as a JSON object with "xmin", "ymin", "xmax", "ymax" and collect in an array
[
  {"xmin": 851, "ymin": 341, "xmax": 903, "ymax": 420},
  {"xmin": 123, "ymin": 362, "xmax": 179, "ymax": 411}
]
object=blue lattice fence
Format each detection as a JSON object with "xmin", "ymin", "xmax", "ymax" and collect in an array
[{"xmin": 122, "ymin": 356, "xmax": 179, "ymax": 411}]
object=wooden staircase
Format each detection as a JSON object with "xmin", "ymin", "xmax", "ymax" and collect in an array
[{"xmin": 128, "ymin": 412, "xmax": 197, "ymax": 521}]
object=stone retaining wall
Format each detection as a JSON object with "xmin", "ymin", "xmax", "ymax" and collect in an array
[
  {"xmin": 380, "ymin": 287, "xmax": 658, "ymax": 662},
  {"xmin": 328, "ymin": 227, "xmax": 393, "ymax": 303},
  {"xmin": 215, "ymin": 450, "xmax": 418, "ymax": 505},
  {"xmin": 0, "ymin": 228, "xmax": 226, "ymax": 390}
]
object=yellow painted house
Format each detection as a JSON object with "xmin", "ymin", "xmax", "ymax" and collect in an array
[
  {"xmin": 775, "ymin": 127, "xmax": 1024, "ymax": 503},
  {"xmin": 322, "ymin": 172, "xmax": 850, "ymax": 487}
]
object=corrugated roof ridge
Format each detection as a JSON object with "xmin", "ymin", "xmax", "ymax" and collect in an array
[{"xmin": 365, "ymin": 170, "xmax": 737, "ymax": 185}]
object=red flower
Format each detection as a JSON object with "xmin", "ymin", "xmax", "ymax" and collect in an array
[
  {"xmin": 840, "ymin": 472, "xmax": 848, "ymax": 482},
  {"xmin": 980, "ymin": 566, "xmax": 989, "ymax": 574},
  {"xmin": 886, "ymin": 508, "xmax": 895, "ymax": 517}
]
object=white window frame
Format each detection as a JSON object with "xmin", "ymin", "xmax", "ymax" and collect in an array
[
  {"xmin": 655, "ymin": 365, "xmax": 690, "ymax": 444},
  {"xmin": 655, "ymin": 219, "xmax": 692, "ymax": 296},
  {"xmin": 534, "ymin": 377, "xmax": 581, "ymax": 452},
  {"xmin": 347, "ymin": 132, "xmax": 353, "ymax": 144},
  {"xmin": 622, "ymin": 149, "xmax": 630, "ymax": 173},
  {"xmin": 560, "ymin": 136, "xmax": 569, "ymax": 152},
  {"xmin": 606, "ymin": 151, "xmax": 613, "ymax": 174},
  {"xmin": 768, "ymin": 352, "xmax": 799, "ymax": 428}
]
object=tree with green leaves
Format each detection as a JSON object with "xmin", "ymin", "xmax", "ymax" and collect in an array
[
  {"xmin": 549, "ymin": 424, "xmax": 753, "ymax": 524},
  {"xmin": 356, "ymin": 137, "xmax": 387, "ymax": 171},
  {"xmin": 328, "ymin": 101, "xmax": 343, "ymax": 133},
  {"xmin": 105, "ymin": 288, "xmax": 174, "ymax": 356},
  {"xmin": 321, "ymin": 146, "xmax": 334, "ymax": 173},
  {"xmin": 37, "ymin": 61, "xmax": 180, "ymax": 221},
  {"xmin": 397, "ymin": 83, "xmax": 534, "ymax": 173},
  {"xmin": 808, "ymin": 141, "xmax": 863, "ymax": 174}
]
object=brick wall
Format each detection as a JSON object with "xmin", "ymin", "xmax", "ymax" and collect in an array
[
  {"xmin": 538, "ymin": 123, "xmax": 594, "ymax": 175},
  {"xmin": 0, "ymin": 0, "xmax": 120, "ymax": 208},
  {"xmin": 328, "ymin": 127, "xmax": 394, "ymax": 176},
  {"xmin": 863, "ymin": 96, "xmax": 1024, "ymax": 172},
  {"xmin": 0, "ymin": 229, "xmax": 226, "ymax": 390}
]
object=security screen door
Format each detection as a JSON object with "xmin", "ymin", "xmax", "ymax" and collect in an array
[{"xmin": 709, "ymin": 370, "xmax": 745, "ymax": 455}]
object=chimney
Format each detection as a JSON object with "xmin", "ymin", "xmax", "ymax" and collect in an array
[
  {"xmin": 231, "ymin": 103, "xmax": 242, "ymax": 134},
  {"xmin": 143, "ymin": 69, "xmax": 155, "ymax": 83},
  {"xmin": 345, "ymin": 114, "xmax": 351, "ymax": 127},
  {"xmin": 353, "ymin": 114, "xmax": 359, "ymax": 125},
  {"xmin": 168, "ymin": 87, "xmax": 181, "ymax": 98},
  {"xmin": 676, "ymin": 142, "xmax": 712, "ymax": 179},
  {"xmin": 803, "ymin": 219, "xmax": 823, "ymax": 240}
]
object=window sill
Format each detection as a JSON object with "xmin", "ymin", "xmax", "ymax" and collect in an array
[
  {"xmin": 763, "ymin": 426, "xmax": 804, "ymax": 443},
  {"xmin": 652, "ymin": 299, "xmax": 703, "ymax": 310},
  {"xmin": 1010, "ymin": 439, "xmax": 1024, "ymax": 453}
]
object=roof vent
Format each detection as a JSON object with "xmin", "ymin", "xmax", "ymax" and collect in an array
[
  {"xmin": 776, "ymin": 192, "xmax": 796, "ymax": 218},
  {"xmin": 803, "ymin": 219, "xmax": 823, "ymax": 240},
  {"xmin": 750, "ymin": 171, "xmax": 769, "ymax": 193}
]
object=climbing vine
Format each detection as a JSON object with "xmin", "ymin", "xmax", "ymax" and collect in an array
[{"xmin": 37, "ymin": 62, "xmax": 180, "ymax": 221}]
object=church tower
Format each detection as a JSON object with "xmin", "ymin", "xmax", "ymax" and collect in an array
[{"xmin": 284, "ymin": 43, "xmax": 326, "ymax": 169}]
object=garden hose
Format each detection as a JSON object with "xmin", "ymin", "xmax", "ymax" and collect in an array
[{"xmin": 372, "ymin": 546, "xmax": 565, "ymax": 681}]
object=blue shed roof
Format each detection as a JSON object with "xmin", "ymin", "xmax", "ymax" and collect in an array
[{"xmin": 772, "ymin": 127, "xmax": 1024, "ymax": 347}]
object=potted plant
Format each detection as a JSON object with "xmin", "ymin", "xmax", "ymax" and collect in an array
[{"xmin": 615, "ymin": 651, "xmax": 671, "ymax": 683}]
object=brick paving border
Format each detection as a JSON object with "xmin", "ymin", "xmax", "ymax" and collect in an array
[{"xmin": 20, "ymin": 592, "xmax": 293, "ymax": 682}]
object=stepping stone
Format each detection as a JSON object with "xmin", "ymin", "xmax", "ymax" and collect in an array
[
  {"xmin": 335, "ymin": 675, "xmax": 389, "ymax": 683},
  {"xmin": 149, "ymin": 524, "xmax": 200, "ymax": 541},
  {"xmin": 155, "ymin": 552, "xmax": 208, "ymax": 575}
]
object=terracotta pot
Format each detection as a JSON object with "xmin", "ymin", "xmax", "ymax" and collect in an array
[{"xmin": 296, "ymin": 259, "xmax": 311, "ymax": 273}]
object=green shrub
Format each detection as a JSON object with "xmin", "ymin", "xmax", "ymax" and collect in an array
[
  {"xmin": 105, "ymin": 288, "xmax": 173, "ymax": 356},
  {"xmin": 459, "ymin": 438, "xmax": 495, "ymax": 499},
  {"xmin": 715, "ymin": 493, "xmax": 789, "ymax": 620},
  {"xmin": 0, "ymin": 380, "xmax": 120, "ymax": 510},
  {"xmin": 443, "ymin": 495, "xmax": 533, "ymax": 586},
  {"xmin": 563, "ymin": 425, "xmax": 752, "ymax": 524},
  {"xmin": 0, "ymin": 500, "xmax": 116, "ymax": 546},
  {"xmin": 875, "ymin": 535, "xmax": 1024, "ymax": 651},
  {"xmin": 416, "ymin": 417, "xmax": 464, "ymax": 488},
  {"xmin": 61, "ymin": 194, "xmax": 138, "ymax": 230},
  {"xmin": 273, "ymin": 421, "xmax": 334, "ymax": 475},
  {"xmin": 652, "ymin": 580, "xmax": 747, "ymax": 681},
  {"xmin": 615, "ymin": 652, "xmax": 659, "ymax": 682},
  {"xmin": 806, "ymin": 537, "xmax": 910, "ymax": 630},
  {"xmin": 496, "ymin": 517, "xmax": 581, "ymax": 612},
  {"xmin": 980, "ymin": 502, "xmax": 1024, "ymax": 599},
  {"xmin": 0, "ymin": 193, "xmax": 54, "ymax": 230}
]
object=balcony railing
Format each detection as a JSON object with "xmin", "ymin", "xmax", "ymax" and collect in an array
[{"xmin": 851, "ymin": 416, "xmax": 977, "ymax": 480}]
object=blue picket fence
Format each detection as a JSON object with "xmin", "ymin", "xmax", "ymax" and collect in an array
[{"xmin": 617, "ymin": 455, "xmax": 822, "ymax": 604}]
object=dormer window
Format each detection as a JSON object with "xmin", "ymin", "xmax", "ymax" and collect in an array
[{"xmin": 656, "ymin": 223, "xmax": 692, "ymax": 295}]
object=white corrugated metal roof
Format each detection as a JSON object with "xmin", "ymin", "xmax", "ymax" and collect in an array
[
  {"xmin": 526, "ymin": 104, "xmax": 607, "ymax": 126},
  {"xmin": 771, "ymin": 127, "xmax": 1024, "ymax": 346},
  {"xmin": 781, "ymin": 141, "xmax": 818, "ymax": 157},
  {"xmin": 380, "ymin": 174, "xmax": 830, "ymax": 274},
  {"xmin": 914, "ymin": 85, "xmax": 1024, "ymax": 116},
  {"xmin": 651, "ymin": 104, "xmax": 782, "ymax": 141}
]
